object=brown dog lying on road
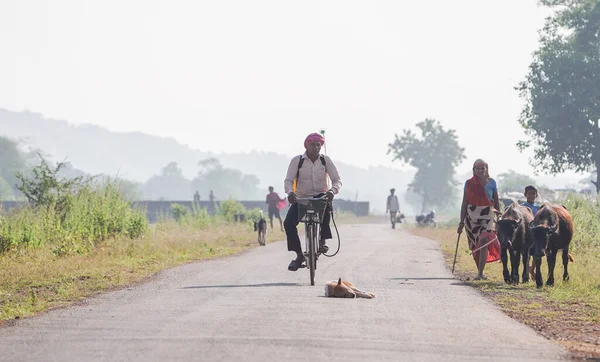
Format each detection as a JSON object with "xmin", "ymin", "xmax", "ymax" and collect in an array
[{"xmin": 324, "ymin": 278, "xmax": 375, "ymax": 299}]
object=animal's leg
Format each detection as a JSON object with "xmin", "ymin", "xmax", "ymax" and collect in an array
[
  {"xmin": 521, "ymin": 249, "xmax": 530, "ymax": 283},
  {"xmin": 534, "ymin": 256, "xmax": 543, "ymax": 288},
  {"xmin": 501, "ymin": 247, "xmax": 511, "ymax": 284},
  {"xmin": 263, "ymin": 224, "xmax": 268, "ymax": 245},
  {"xmin": 510, "ymin": 249, "xmax": 520, "ymax": 285},
  {"xmin": 546, "ymin": 248, "xmax": 558, "ymax": 286},
  {"xmin": 349, "ymin": 286, "xmax": 374, "ymax": 299},
  {"xmin": 343, "ymin": 282, "xmax": 374, "ymax": 299},
  {"xmin": 562, "ymin": 246, "xmax": 570, "ymax": 281},
  {"xmin": 342, "ymin": 281, "xmax": 356, "ymax": 288}
]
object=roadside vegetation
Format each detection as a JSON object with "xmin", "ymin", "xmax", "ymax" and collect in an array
[
  {"xmin": 0, "ymin": 157, "xmax": 285, "ymax": 322},
  {"xmin": 410, "ymin": 194, "xmax": 600, "ymax": 359}
]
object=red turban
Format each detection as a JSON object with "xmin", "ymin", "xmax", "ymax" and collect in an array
[{"xmin": 304, "ymin": 133, "xmax": 325, "ymax": 149}]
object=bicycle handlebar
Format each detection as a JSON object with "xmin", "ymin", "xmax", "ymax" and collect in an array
[{"xmin": 296, "ymin": 195, "xmax": 328, "ymax": 201}]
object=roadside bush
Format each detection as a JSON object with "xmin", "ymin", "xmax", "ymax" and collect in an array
[
  {"xmin": 0, "ymin": 156, "xmax": 147, "ymax": 255},
  {"xmin": 219, "ymin": 199, "xmax": 246, "ymax": 221},
  {"xmin": 563, "ymin": 194, "xmax": 600, "ymax": 250},
  {"xmin": 168, "ymin": 203, "xmax": 211, "ymax": 229}
]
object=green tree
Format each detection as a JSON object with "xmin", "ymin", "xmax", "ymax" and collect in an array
[
  {"xmin": 192, "ymin": 158, "xmax": 260, "ymax": 200},
  {"xmin": 142, "ymin": 162, "xmax": 192, "ymax": 200},
  {"xmin": 15, "ymin": 154, "xmax": 89, "ymax": 214},
  {"xmin": 387, "ymin": 119, "xmax": 466, "ymax": 213},
  {"xmin": 517, "ymin": 0, "xmax": 600, "ymax": 192},
  {"xmin": 496, "ymin": 170, "xmax": 538, "ymax": 194}
]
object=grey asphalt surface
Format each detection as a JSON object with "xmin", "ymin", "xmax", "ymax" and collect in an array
[{"xmin": 0, "ymin": 224, "xmax": 568, "ymax": 362}]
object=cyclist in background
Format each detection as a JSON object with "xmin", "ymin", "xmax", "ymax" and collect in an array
[{"xmin": 283, "ymin": 132, "xmax": 342, "ymax": 271}]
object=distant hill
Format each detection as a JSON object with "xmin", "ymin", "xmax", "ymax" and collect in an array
[{"xmin": 0, "ymin": 108, "xmax": 416, "ymax": 212}]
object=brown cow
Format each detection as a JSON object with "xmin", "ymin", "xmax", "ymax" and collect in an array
[
  {"xmin": 528, "ymin": 203, "xmax": 574, "ymax": 288},
  {"xmin": 497, "ymin": 204, "xmax": 534, "ymax": 284}
]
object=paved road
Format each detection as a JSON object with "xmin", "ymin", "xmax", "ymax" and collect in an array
[{"xmin": 0, "ymin": 224, "xmax": 567, "ymax": 361}]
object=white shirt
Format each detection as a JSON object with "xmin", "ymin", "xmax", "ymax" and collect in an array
[
  {"xmin": 284, "ymin": 153, "xmax": 342, "ymax": 198},
  {"xmin": 387, "ymin": 195, "xmax": 399, "ymax": 212}
]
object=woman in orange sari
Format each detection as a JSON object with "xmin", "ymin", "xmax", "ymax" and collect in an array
[{"xmin": 457, "ymin": 159, "xmax": 501, "ymax": 280}]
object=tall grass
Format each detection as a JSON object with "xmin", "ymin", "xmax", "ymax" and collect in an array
[
  {"xmin": 0, "ymin": 157, "xmax": 147, "ymax": 256},
  {"xmin": 563, "ymin": 194, "xmax": 600, "ymax": 250},
  {"xmin": 0, "ymin": 180, "xmax": 147, "ymax": 256},
  {"xmin": 161, "ymin": 199, "xmax": 264, "ymax": 232}
]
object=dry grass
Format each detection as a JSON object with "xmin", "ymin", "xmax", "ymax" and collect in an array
[
  {"xmin": 0, "ymin": 222, "xmax": 285, "ymax": 321},
  {"xmin": 410, "ymin": 225, "xmax": 600, "ymax": 360}
]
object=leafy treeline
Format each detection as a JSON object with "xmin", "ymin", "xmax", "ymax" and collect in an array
[
  {"xmin": 0, "ymin": 136, "xmax": 261, "ymax": 202},
  {"xmin": 143, "ymin": 158, "xmax": 261, "ymax": 201},
  {"xmin": 517, "ymin": 0, "xmax": 600, "ymax": 193}
]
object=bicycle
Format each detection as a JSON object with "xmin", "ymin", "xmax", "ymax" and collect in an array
[{"xmin": 297, "ymin": 195, "xmax": 330, "ymax": 286}]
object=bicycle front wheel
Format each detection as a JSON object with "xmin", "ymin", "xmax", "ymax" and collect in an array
[{"xmin": 307, "ymin": 224, "xmax": 317, "ymax": 286}]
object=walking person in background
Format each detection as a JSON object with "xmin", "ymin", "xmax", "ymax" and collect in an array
[
  {"xmin": 386, "ymin": 188, "xmax": 400, "ymax": 229},
  {"xmin": 208, "ymin": 190, "xmax": 218, "ymax": 214},
  {"xmin": 266, "ymin": 186, "xmax": 286, "ymax": 231},
  {"xmin": 457, "ymin": 159, "xmax": 502, "ymax": 280}
]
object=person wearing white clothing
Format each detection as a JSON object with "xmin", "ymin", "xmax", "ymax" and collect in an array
[
  {"xmin": 386, "ymin": 188, "xmax": 400, "ymax": 229},
  {"xmin": 283, "ymin": 132, "xmax": 342, "ymax": 271}
]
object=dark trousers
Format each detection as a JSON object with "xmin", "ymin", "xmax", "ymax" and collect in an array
[{"xmin": 284, "ymin": 202, "xmax": 332, "ymax": 253}]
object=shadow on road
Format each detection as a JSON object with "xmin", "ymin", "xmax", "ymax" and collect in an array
[
  {"xmin": 182, "ymin": 282, "xmax": 301, "ymax": 289},
  {"xmin": 389, "ymin": 277, "xmax": 455, "ymax": 281}
]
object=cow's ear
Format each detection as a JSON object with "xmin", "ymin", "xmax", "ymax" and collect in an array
[{"xmin": 548, "ymin": 223, "xmax": 558, "ymax": 235}]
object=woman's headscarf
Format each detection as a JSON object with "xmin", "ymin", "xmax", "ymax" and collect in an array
[
  {"xmin": 466, "ymin": 158, "xmax": 492, "ymax": 206},
  {"xmin": 472, "ymin": 158, "xmax": 490, "ymax": 181},
  {"xmin": 304, "ymin": 133, "xmax": 325, "ymax": 149}
]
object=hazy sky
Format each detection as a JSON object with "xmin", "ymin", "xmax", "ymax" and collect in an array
[{"xmin": 1, "ymin": 1, "xmax": 573, "ymax": 179}]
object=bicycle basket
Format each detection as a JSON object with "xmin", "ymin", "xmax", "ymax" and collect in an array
[{"xmin": 297, "ymin": 199, "xmax": 328, "ymax": 223}]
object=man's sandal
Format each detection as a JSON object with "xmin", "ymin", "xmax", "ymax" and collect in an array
[{"xmin": 287, "ymin": 259, "xmax": 306, "ymax": 271}]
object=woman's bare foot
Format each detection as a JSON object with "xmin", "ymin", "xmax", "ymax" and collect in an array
[{"xmin": 474, "ymin": 274, "xmax": 488, "ymax": 281}]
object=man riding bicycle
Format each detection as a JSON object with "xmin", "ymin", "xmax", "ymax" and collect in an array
[{"xmin": 284, "ymin": 132, "xmax": 342, "ymax": 271}]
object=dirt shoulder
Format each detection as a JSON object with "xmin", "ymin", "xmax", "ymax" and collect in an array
[{"xmin": 410, "ymin": 227, "xmax": 600, "ymax": 361}]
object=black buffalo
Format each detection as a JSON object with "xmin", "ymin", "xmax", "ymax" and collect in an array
[{"xmin": 497, "ymin": 204, "xmax": 534, "ymax": 284}]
